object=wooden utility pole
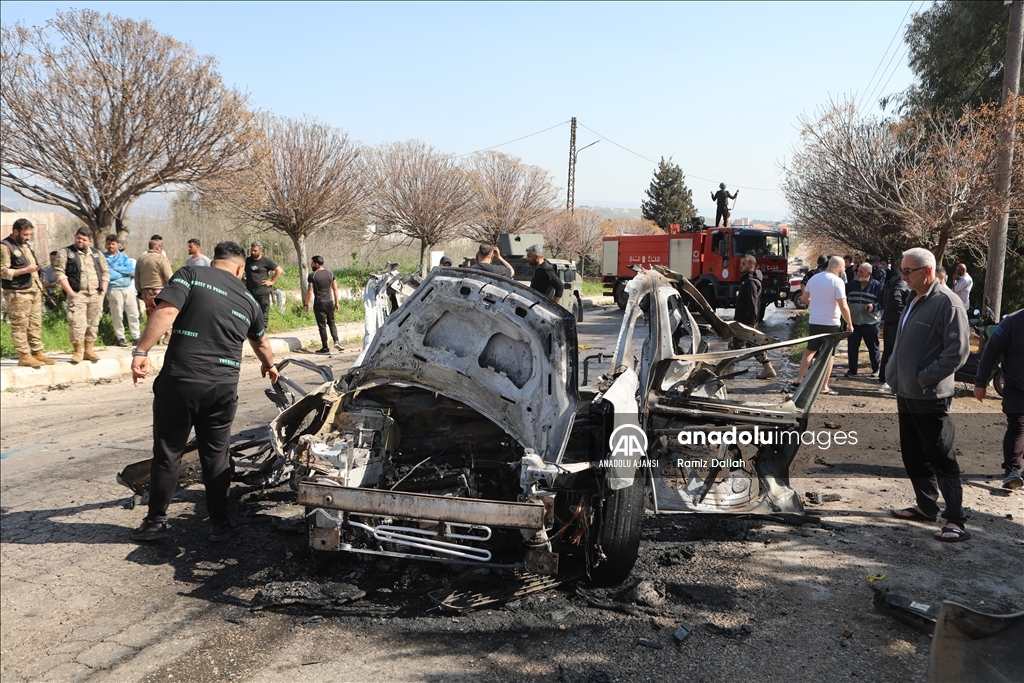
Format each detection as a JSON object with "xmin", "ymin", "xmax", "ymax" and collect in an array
[
  {"xmin": 984, "ymin": 0, "xmax": 1024, "ymax": 320},
  {"xmin": 566, "ymin": 117, "xmax": 577, "ymax": 214}
]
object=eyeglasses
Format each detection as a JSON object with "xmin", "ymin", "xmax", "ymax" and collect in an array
[{"xmin": 900, "ymin": 266, "xmax": 926, "ymax": 276}]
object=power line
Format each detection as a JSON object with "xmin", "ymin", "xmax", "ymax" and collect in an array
[
  {"xmin": 864, "ymin": 0, "xmax": 927, "ymax": 110},
  {"xmin": 456, "ymin": 120, "xmax": 570, "ymax": 157},
  {"xmin": 578, "ymin": 123, "xmax": 779, "ymax": 191},
  {"xmin": 858, "ymin": 0, "xmax": 914, "ymax": 111}
]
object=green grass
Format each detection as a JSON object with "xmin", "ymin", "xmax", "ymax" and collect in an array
[
  {"xmin": 266, "ymin": 298, "xmax": 364, "ymax": 335},
  {"xmin": 581, "ymin": 278, "xmax": 606, "ymax": 296},
  {"xmin": 789, "ymin": 311, "xmax": 810, "ymax": 363}
]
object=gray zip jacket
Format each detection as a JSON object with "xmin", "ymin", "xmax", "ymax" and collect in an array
[{"xmin": 886, "ymin": 278, "xmax": 969, "ymax": 399}]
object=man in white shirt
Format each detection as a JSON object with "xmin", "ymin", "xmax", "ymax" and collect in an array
[
  {"xmin": 792, "ymin": 255, "xmax": 853, "ymax": 395},
  {"xmin": 950, "ymin": 263, "xmax": 972, "ymax": 307}
]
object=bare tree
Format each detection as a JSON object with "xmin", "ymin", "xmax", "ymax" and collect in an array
[
  {"xmin": 207, "ymin": 114, "xmax": 366, "ymax": 297},
  {"xmin": 367, "ymin": 141, "xmax": 475, "ymax": 275},
  {"xmin": 1, "ymin": 9, "xmax": 253, "ymax": 247},
  {"xmin": 464, "ymin": 151, "xmax": 560, "ymax": 245},
  {"xmin": 541, "ymin": 208, "xmax": 606, "ymax": 267},
  {"xmin": 607, "ymin": 216, "xmax": 663, "ymax": 236},
  {"xmin": 781, "ymin": 99, "xmax": 1023, "ymax": 262}
]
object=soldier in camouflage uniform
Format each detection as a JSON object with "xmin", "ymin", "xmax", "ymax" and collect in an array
[
  {"xmin": 54, "ymin": 227, "xmax": 109, "ymax": 363},
  {"xmin": 1, "ymin": 219, "xmax": 55, "ymax": 367}
]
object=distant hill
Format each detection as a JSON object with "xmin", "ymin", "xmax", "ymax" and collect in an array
[{"xmin": 577, "ymin": 205, "xmax": 643, "ymax": 221}]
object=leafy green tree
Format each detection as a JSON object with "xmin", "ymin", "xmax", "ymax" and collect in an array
[
  {"xmin": 641, "ymin": 157, "xmax": 696, "ymax": 230},
  {"xmin": 893, "ymin": 1, "xmax": 1017, "ymax": 115}
]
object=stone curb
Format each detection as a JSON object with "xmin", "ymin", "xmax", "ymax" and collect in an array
[{"xmin": 1, "ymin": 297, "xmax": 614, "ymax": 391}]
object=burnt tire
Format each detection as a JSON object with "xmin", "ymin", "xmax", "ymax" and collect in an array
[
  {"xmin": 591, "ymin": 478, "xmax": 646, "ymax": 585},
  {"xmin": 993, "ymin": 367, "xmax": 1004, "ymax": 398},
  {"xmin": 613, "ymin": 281, "xmax": 628, "ymax": 310}
]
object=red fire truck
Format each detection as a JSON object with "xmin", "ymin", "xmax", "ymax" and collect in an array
[{"xmin": 602, "ymin": 222, "xmax": 790, "ymax": 316}]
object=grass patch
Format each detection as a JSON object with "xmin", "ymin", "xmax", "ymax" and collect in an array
[
  {"xmin": 789, "ymin": 311, "xmax": 809, "ymax": 363},
  {"xmin": 265, "ymin": 298, "xmax": 364, "ymax": 335},
  {"xmin": 581, "ymin": 278, "xmax": 606, "ymax": 297}
]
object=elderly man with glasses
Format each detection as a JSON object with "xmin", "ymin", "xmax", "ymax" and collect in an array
[{"xmin": 886, "ymin": 247, "xmax": 971, "ymax": 542}]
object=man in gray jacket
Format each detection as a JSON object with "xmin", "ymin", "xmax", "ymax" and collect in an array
[{"xmin": 886, "ymin": 247, "xmax": 970, "ymax": 542}]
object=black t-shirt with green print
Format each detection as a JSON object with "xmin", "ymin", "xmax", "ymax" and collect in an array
[{"xmin": 156, "ymin": 266, "xmax": 265, "ymax": 381}]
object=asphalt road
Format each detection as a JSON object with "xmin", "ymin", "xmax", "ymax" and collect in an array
[{"xmin": 1, "ymin": 301, "xmax": 1020, "ymax": 683}]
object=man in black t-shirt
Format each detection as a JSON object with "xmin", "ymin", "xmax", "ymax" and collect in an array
[
  {"xmin": 244, "ymin": 241, "xmax": 282, "ymax": 328},
  {"xmin": 468, "ymin": 243, "xmax": 514, "ymax": 277},
  {"xmin": 303, "ymin": 255, "xmax": 343, "ymax": 354},
  {"xmin": 129, "ymin": 241, "xmax": 280, "ymax": 544},
  {"xmin": 525, "ymin": 244, "xmax": 563, "ymax": 303}
]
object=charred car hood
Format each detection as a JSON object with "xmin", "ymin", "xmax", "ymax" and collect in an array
[{"xmin": 344, "ymin": 267, "xmax": 579, "ymax": 463}]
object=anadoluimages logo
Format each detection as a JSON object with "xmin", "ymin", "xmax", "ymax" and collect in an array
[{"xmin": 608, "ymin": 424, "xmax": 649, "ymax": 459}]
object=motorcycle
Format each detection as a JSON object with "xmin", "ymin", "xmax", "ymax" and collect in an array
[{"xmin": 954, "ymin": 307, "xmax": 1004, "ymax": 396}]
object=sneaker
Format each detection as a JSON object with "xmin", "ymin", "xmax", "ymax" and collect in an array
[
  {"xmin": 877, "ymin": 383, "xmax": 891, "ymax": 393},
  {"xmin": 131, "ymin": 519, "xmax": 170, "ymax": 542},
  {"xmin": 1003, "ymin": 467, "xmax": 1024, "ymax": 490},
  {"xmin": 868, "ymin": 370, "xmax": 879, "ymax": 378},
  {"xmin": 210, "ymin": 519, "xmax": 239, "ymax": 542},
  {"xmin": 334, "ymin": 341, "xmax": 344, "ymax": 352},
  {"xmin": 844, "ymin": 371, "xmax": 858, "ymax": 377},
  {"xmin": 117, "ymin": 338, "xmax": 129, "ymax": 347},
  {"xmin": 315, "ymin": 347, "xmax": 331, "ymax": 355}
]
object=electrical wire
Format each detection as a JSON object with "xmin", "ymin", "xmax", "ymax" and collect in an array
[
  {"xmin": 456, "ymin": 120, "xmax": 570, "ymax": 157},
  {"xmin": 863, "ymin": 0, "xmax": 927, "ymax": 110},
  {"xmin": 579, "ymin": 123, "xmax": 779, "ymax": 191},
  {"xmin": 858, "ymin": 0, "xmax": 915, "ymax": 111}
]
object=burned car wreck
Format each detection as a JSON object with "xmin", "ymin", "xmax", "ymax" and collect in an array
[
  {"xmin": 273, "ymin": 266, "xmax": 646, "ymax": 583},
  {"xmin": 269, "ymin": 265, "xmax": 843, "ymax": 583}
]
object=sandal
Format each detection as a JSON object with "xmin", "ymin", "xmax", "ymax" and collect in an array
[
  {"xmin": 891, "ymin": 507, "xmax": 937, "ymax": 523},
  {"xmin": 934, "ymin": 525, "xmax": 971, "ymax": 543},
  {"xmin": 820, "ymin": 388, "xmax": 839, "ymax": 396}
]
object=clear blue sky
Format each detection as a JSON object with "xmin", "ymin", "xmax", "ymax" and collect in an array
[{"xmin": 0, "ymin": 1, "xmax": 925, "ymax": 221}]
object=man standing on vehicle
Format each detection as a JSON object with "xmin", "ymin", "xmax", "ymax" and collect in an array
[
  {"xmin": 733, "ymin": 254, "xmax": 777, "ymax": 379},
  {"xmin": 245, "ymin": 241, "xmax": 282, "ymax": 329},
  {"xmin": 973, "ymin": 307, "xmax": 1024, "ymax": 490},
  {"xmin": 1, "ymin": 218, "xmax": 55, "ymax": 367},
  {"xmin": 469, "ymin": 243, "xmax": 514, "ymax": 277},
  {"xmin": 792, "ymin": 256, "xmax": 851, "ymax": 395},
  {"xmin": 130, "ymin": 241, "xmax": 280, "ymax": 543},
  {"xmin": 104, "ymin": 234, "xmax": 140, "ymax": 347},
  {"xmin": 55, "ymin": 227, "xmax": 110, "ymax": 364},
  {"xmin": 303, "ymin": 255, "xmax": 343, "ymax": 355},
  {"xmin": 845, "ymin": 263, "xmax": 883, "ymax": 377},
  {"xmin": 887, "ymin": 247, "xmax": 970, "ymax": 542},
  {"xmin": 525, "ymin": 244, "xmax": 563, "ymax": 304},
  {"xmin": 711, "ymin": 183, "xmax": 737, "ymax": 228}
]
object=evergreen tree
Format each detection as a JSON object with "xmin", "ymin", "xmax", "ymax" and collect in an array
[{"xmin": 641, "ymin": 157, "xmax": 696, "ymax": 230}]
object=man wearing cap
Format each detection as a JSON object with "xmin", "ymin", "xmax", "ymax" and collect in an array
[
  {"xmin": 711, "ymin": 183, "xmax": 737, "ymax": 227},
  {"xmin": 525, "ymin": 244, "xmax": 562, "ymax": 303},
  {"xmin": 245, "ymin": 242, "xmax": 282, "ymax": 328},
  {"xmin": 55, "ymin": 227, "xmax": 110, "ymax": 363},
  {"xmin": 469, "ymin": 243, "xmax": 514, "ymax": 277},
  {"xmin": 1, "ymin": 218, "xmax": 55, "ymax": 367}
]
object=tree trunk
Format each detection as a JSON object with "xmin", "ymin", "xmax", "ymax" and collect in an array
[
  {"xmin": 934, "ymin": 230, "xmax": 949, "ymax": 265},
  {"xmin": 291, "ymin": 233, "xmax": 310, "ymax": 302},
  {"xmin": 419, "ymin": 239, "xmax": 430, "ymax": 277}
]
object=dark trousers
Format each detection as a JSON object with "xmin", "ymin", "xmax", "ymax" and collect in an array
[
  {"xmin": 1004, "ymin": 413, "xmax": 1024, "ymax": 469},
  {"xmin": 253, "ymin": 291, "xmax": 272, "ymax": 328},
  {"xmin": 879, "ymin": 322, "xmax": 898, "ymax": 382},
  {"xmin": 896, "ymin": 396, "xmax": 965, "ymax": 525},
  {"xmin": 847, "ymin": 322, "xmax": 880, "ymax": 374},
  {"xmin": 147, "ymin": 375, "xmax": 239, "ymax": 525},
  {"xmin": 715, "ymin": 206, "xmax": 728, "ymax": 227},
  {"xmin": 313, "ymin": 300, "xmax": 338, "ymax": 348},
  {"xmin": 729, "ymin": 326, "xmax": 767, "ymax": 363}
]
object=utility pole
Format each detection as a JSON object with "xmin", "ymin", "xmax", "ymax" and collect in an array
[
  {"xmin": 567, "ymin": 117, "xmax": 577, "ymax": 214},
  {"xmin": 984, "ymin": 0, "xmax": 1024, "ymax": 321}
]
